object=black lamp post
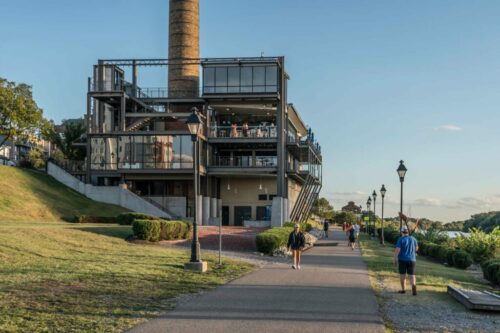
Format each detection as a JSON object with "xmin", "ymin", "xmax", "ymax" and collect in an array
[
  {"xmin": 372, "ymin": 190, "xmax": 377, "ymax": 236},
  {"xmin": 184, "ymin": 108, "xmax": 207, "ymax": 272},
  {"xmin": 397, "ymin": 160, "xmax": 407, "ymax": 230},
  {"xmin": 380, "ymin": 184, "xmax": 386, "ymax": 245},
  {"xmin": 366, "ymin": 197, "xmax": 372, "ymax": 234}
]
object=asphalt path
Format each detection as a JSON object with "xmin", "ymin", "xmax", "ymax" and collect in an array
[{"xmin": 127, "ymin": 228, "xmax": 385, "ymax": 333}]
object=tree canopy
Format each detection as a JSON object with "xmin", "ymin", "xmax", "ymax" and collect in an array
[
  {"xmin": 0, "ymin": 78, "xmax": 51, "ymax": 147},
  {"xmin": 312, "ymin": 197, "xmax": 334, "ymax": 219}
]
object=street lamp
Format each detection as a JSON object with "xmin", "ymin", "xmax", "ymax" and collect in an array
[
  {"xmin": 184, "ymin": 107, "xmax": 207, "ymax": 272},
  {"xmin": 380, "ymin": 184, "xmax": 387, "ymax": 245},
  {"xmin": 372, "ymin": 190, "xmax": 377, "ymax": 236},
  {"xmin": 366, "ymin": 197, "xmax": 372, "ymax": 234},
  {"xmin": 397, "ymin": 160, "xmax": 407, "ymax": 230}
]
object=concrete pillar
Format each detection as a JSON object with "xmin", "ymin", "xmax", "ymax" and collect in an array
[
  {"xmin": 202, "ymin": 196, "xmax": 210, "ymax": 225},
  {"xmin": 168, "ymin": 0, "xmax": 199, "ymax": 98},
  {"xmin": 271, "ymin": 197, "xmax": 284, "ymax": 227},
  {"xmin": 210, "ymin": 198, "xmax": 217, "ymax": 218}
]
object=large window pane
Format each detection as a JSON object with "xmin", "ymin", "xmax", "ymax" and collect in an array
[
  {"xmin": 155, "ymin": 135, "xmax": 173, "ymax": 168},
  {"xmin": 253, "ymin": 66, "xmax": 265, "ymax": 86},
  {"xmin": 265, "ymin": 66, "xmax": 278, "ymax": 86},
  {"xmin": 172, "ymin": 136, "xmax": 181, "ymax": 168},
  {"xmin": 91, "ymin": 137, "xmax": 105, "ymax": 170},
  {"xmin": 215, "ymin": 67, "xmax": 227, "ymax": 87},
  {"xmin": 105, "ymin": 137, "xmax": 117, "ymax": 170},
  {"xmin": 118, "ymin": 136, "xmax": 131, "ymax": 169},
  {"xmin": 228, "ymin": 67, "xmax": 240, "ymax": 87},
  {"xmin": 204, "ymin": 67, "xmax": 215, "ymax": 87},
  {"xmin": 180, "ymin": 136, "xmax": 193, "ymax": 168},
  {"xmin": 143, "ymin": 136, "xmax": 155, "ymax": 169},
  {"xmin": 131, "ymin": 136, "xmax": 144, "ymax": 169},
  {"xmin": 241, "ymin": 67, "xmax": 252, "ymax": 87}
]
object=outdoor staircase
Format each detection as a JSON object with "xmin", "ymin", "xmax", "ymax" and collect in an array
[{"xmin": 289, "ymin": 174, "xmax": 322, "ymax": 224}]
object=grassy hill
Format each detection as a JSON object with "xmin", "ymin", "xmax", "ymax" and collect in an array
[
  {"xmin": 0, "ymin": 166, "xmax": 126, "ymax": 222},
  {"xmin": 0, "ymin": 166, "xmax": 253, "ymax": 332}
]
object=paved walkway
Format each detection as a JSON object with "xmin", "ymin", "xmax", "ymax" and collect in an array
[{"xmin": 127, "ymin": 228, "xmax": 385, "ymax": 333}]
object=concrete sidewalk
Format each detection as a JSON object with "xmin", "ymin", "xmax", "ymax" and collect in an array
[{"xmin": 127, "ymin": 228, "xmax": 385, "ymax": 333}]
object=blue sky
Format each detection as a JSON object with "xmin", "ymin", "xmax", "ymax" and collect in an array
[{"xmin": 1, "ymin": 0, "xmax": 500, "ymax": 222}]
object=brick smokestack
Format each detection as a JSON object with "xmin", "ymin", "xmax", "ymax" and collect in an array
[{"xmin": 168, "ymin": 0, "xmax": 199, "ymax": 98}]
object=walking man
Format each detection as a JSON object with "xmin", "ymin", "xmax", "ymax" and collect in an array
[
  {"xmin": 287, "ymin": 224, "xmax": 305, "ymax": 270},
  {"xmin": 323, "ymin": 220, "xmax": 329, "ymax": 238},
  {"xmin": 393, "ymin": 226, "xmax": 419, "ymax": 295}
]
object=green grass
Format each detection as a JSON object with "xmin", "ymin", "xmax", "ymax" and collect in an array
[
  {"xmin": 0, "ymin": 222, "xmax": 253, "ymax": 332},
  {"xmin": 0, "ymin": 166, "xmax": 127, "ymax": 222},
  {"xmin": 360, "ymin": 235, "xmax": 490, "ymax": 290},
  {"xmin": 0, "ymin": 167, "xmax": 254, "ymax": 332}
]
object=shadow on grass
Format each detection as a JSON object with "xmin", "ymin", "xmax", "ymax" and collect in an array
[{"xmin": 75, "ymin": 225, "xmax": 133, "ymax": 239}]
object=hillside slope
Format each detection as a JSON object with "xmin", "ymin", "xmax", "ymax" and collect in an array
[{"xmin": 0, "ymin": 166, "xmax": 126, "ymax": 222}]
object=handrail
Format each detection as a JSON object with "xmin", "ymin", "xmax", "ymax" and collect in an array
[
  {"xmin": 208, "ymin": 125, "xmax": 277, "ymax": 138},
  {"xmin": 211, "ymin": 156, "xmax": 277, "ymax": 168}
]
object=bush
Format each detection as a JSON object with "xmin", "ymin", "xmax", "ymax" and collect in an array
[
  {"xmin": 437, "ymin": 245, "xmax": 453, "ymax": 264},
  {"xmin": 481, "ymin": 260, "xmax": 500, "ymax": 285},
  {"xmin": 132, "ymin": 219, "xmax": 161, "ymax": 241},
  {"xmin": 159, "ymin": 220, "xmax": 192, "ymax": 240},
  {"xmin": 451, "ymin": 250, "xmax": 473, "ymax": 269},
  {"xmin": 72, "ymin": 215, "xmax": 117, "ymax": 223},
  {"xmin": 117, "ymin": 212, "xmax": 159, "ymax": 225},
  {"xmin": 383, "ymin": 228, "xmax": 401, "ymax": 244},
  {"xmin": 132, "ymin": 219, "xmax": 191, "ymax": 241},
  {"xmin": 454, "ymin": 227, "xmax": 500, "ymax": 263},
  {"xmin": 256, "ymin": 227, "xmax": 293, "ymax": 254}
]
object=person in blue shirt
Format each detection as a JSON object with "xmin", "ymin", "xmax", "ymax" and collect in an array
[{"xmin": 393, "ymin": 226, "xmax": 419, "ymax": 295}]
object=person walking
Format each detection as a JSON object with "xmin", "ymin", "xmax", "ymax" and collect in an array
[
  {"xmin": 287, "ymin": 223, "xmax": 305, "ymax": 270},
  {"xmin": 323, "ymin": 220, "xmax": 329, "ymax": 238},
  {"xmin": 393, "ymin": 226, "xmax": 419, "ymax": 295},
  {"xmin": 348, "ymin": 224, "xmax": 357, "ymax": 250}
]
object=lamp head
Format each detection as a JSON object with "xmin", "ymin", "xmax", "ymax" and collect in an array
[{"xmin": 397, "ymin": 160, "xmax": 407, "ymax": 182}]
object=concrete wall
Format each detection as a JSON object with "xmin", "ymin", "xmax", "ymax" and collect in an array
[
  {"xmin": 148, "ymin": 196, "xmax": 186, "ymax": 218},
  {"xmin": 220, "ymin": 178, "xmax": 276, "ymax": 226},
  {"xmin": 47, "ymin": 162, "xmax": 171, "ymax": 218}
]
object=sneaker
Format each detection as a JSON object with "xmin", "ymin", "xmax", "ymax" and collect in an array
[
  {"xmin": 292, "ymin": 265, "xmax": 296, "ymax": 269},
  {"xmin": 297, "ymin": 265, "xmax": 301, "ymax": 270},
  {"xmin": 412, "ymin": 285, "xmax": 417, "ymax": 296},
  {"xmin": 398, "ymin": 290, "xmax": 406, "ymax": 294}
]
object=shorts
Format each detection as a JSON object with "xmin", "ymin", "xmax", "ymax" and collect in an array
[
  {"xmin": 398, "ymin": 260, "xmax": 416, "ymax": 275},
  {"xmin": 349, "ymin": 235, "xmax": 356, "ymax": 242}
]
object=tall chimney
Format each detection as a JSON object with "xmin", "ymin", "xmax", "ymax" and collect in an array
[{"xmin": 168, "ymin": 0, "xmax": 199, "ymax": 98}]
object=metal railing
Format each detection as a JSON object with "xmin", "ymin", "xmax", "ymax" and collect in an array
[
  {"xmin": 208, "ymin": 125, "xmax": 277, "ymax": 139},
  {"xmin": 211, "ymin": 156, "xmax": 277, "ymax": 168}
]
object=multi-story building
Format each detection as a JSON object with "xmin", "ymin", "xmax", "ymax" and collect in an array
[{"xmin": 81, "ymin": 0, "xmax": 322, "ymax": 227}]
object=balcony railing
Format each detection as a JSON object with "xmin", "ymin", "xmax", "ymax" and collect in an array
[
  {"xmin": 211, "ymin": 156, "xmax": 277, "ymax": 168},
  {"xmin": 208, "ymin": 125, "xmax": 277, "ymax": 139}
]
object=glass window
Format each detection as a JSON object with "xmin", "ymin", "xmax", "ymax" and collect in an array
[
  {"xmin": 105, "ymin": 137, "xmax": 117, "ymax": 170},
  {"xmin": 91, "ymin": 137, "xmax": 105, "ymax": 170},
  {"xmin": 265, "ymin": 66, "xmax": 278, "ymax": 86},
  {"xmin": 155, "ymin": 135, "xmax": 173, "ymax": 169},
  {"xmin": 215, "ymin": 67, "xmax": 227, "ymax": 87},
  {"xmin": 228, "ymin": 67, "xmax": 240, "ymax": 87},
  {"xmin": 118, "ymin": 135, "xmax": 131, "ymax": 169},
  {"xmin": 253, "ymin": 66, "xmax": 265, "ymax": 86},
  {"xmin": 172, "ymin": 135, "xmax": 181, "ymax": 168},
  {"xmin": 143, "ymin": 136, "xmax": 155, "ymax": 169},
  {"xmin": 131, "ymin": 136, "xmax": 144, "ymax": 169},
  {"xmin": 204, "ymin": 67, "xmax": 215, "ymax": 87},
  {"xmin": 241, "ymin": 67, "xmax": 252, "ymax": 87},
  {"xmin": 180, "ymin": 136, "xmax": 193, "ymax": 168}
]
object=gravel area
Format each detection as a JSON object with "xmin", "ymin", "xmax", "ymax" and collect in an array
[{"xmin": 373, "ymin": 275, "xmax": 500, "ymax": 332}]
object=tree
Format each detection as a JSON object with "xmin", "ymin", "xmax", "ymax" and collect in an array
[
  {"xmin": 27, "ymin": 147, "xmax": 45, "ymax": 169},
  {"xmin": 48, "ymin": 119, "xmax": 86, "ymax": 160},
  {"xmin": 0, "ymin": 78, "xmax": 45, "ymax": 148},
  {"xmin": 332, "ymin": 211, "xmax": 358, "ymax": 226},
  {"xmin": 312, "ymin": 197, "xmax": 334, "ymax": 219}
]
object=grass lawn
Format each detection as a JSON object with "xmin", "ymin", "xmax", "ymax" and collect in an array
[
  {"xmin": 0, "ymin": 166, "xmax": 127, "ymax": 222},
  {"xmin": 0, "ymin": 222, "xmax": 254, "ymax": 332},
  {"xmin": 359, "ymin": 234, "xmax": 499, "ymax": 332}
]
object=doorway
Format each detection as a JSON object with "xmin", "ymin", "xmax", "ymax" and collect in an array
[
  {"xmin": 222, "ymin": 206, "xmax": 229, "ymax": 226},
  {"xmin": 234, "ymin": 206, "xmax": 251, "ymax": 226}
]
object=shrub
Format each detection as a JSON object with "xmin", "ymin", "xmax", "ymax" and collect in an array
[
  {"xmin": 72, "ymin": 215, "xmax": 117, "ymax": 223},
  {"xmin": 454, "ymin": 227, "xmax": 500, "ymax": 263},
  {"xmin": 437, "ymin": 246, "xmax": 453, "ymax": 264},
  {"xmin": 451, "ymin": 250, "xmax": 473, "ymax": 269},
  {"xmin": 481, "ymin": 260, "xmax": 500, "ymax": 285},
  {"xmin": 132, "ymin": 219, "xmax": 161, "ymax": 241},
  {"xmin": 132, "ymin": 219, "xmax": 191, "ymax": 241},
  {"xmin": 256, "ymin": 227, "xmax": 293, "ymax": 254},
  {"xmin": 159, "ymin": 220, "xmax": 192, "ymax": 240},
  {"xmin": 383, "ymin": 228, "xmax": 401, "ymax": 244},
  {"xmin": 117, "ymin": 212, "xmax": 159, "ymax": 225}
]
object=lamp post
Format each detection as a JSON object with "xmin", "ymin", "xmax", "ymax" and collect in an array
[
  {"xmin": 184, "ymin": 108, "xmax": 207, "ymax": 272},
  {"xmin": 380, "ymin": 184, "xmax": 386, "ymax": 245},
  {"xmin": 397, "ymin": 160, "xmax": 407, "ymax": 230},
  {"xmin": 366, "ymin": 197, "xmax": 372, "ymax": 234},
  {"xmin": 372, "ymin": 190, "xmax": 377, "ymax": 236}
]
